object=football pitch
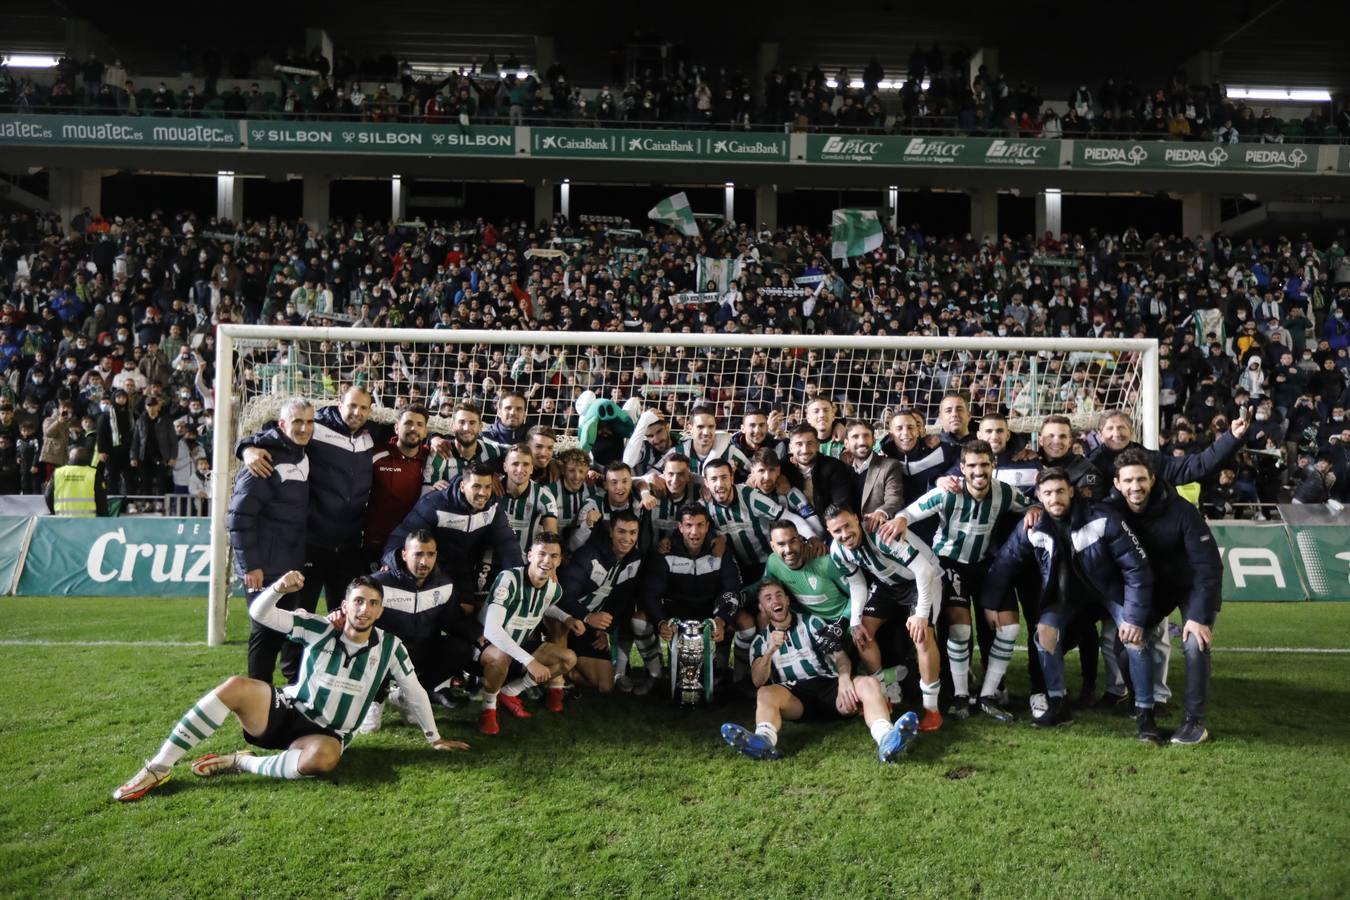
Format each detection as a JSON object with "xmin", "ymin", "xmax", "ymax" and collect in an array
[{"xmin": 2, "ymin": 598, "xmax": 1348, "ymax": 899}]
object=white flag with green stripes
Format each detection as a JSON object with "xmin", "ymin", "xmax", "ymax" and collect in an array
[
  {"xmin": 830, "ymin": 208, "xmax": 883, "ymax": 258},
  {"xmin": 648, "ymin": 192, "xmax": 700, "ymax": 237}
]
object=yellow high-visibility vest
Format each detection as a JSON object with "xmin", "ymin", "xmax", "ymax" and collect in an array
[{"xmin": 52, "ymin": 465, "xmax": 99, "ymax": 517}]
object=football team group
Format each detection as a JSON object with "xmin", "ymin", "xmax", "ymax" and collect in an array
[{"xmin": 113, "ymin": 384, "xmax": 1242, "ymax": 801}]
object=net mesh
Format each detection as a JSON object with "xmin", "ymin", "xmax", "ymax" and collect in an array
[{"xmin": 232, "ymin": 334, "xmax": 1147, "ymax": 441}]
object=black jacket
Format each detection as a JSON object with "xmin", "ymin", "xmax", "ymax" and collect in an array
[
  {"xmin": 382, "ymin": 474, "xmax": 524, "ymax": 577},
  {"xmin": 226, "ymin": 426, "xmax": 309, "ymax": 581},
  {"xmin": 131, "ymin": 412, "xmax": 176, "ymax": 464},
  {"xmin": 1087, "ymin": 433, "xmax": 1238, "ymax": 487},
  {"xmin": 782, "ymin": 451, "xmax": 857, "ymax": 529}
]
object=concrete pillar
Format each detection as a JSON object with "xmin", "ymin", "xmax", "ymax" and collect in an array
[
  {"xmin": 49, "ymin": 167, "xmax": 103, "ymax": 234},
  {"xmin": 884, "ymin": 185, "xmax": 899, "ymax": 231},
  {"xmin": 755, "ymin": 42, "xmax": 780, "ymax": 104},
  {"xmin": 533, "ymin": 35, "xmax": 555, "ymax": 79},
  {"xmin": 559, "ymin": 179, "xmax": 571, "ymax": 222},
  {"xmin": 302, "ymin": 174, "xmax": 330, "ymax": 229},
  {"xmin": 755, "ymin": 184, "xmax": 778, "ymax": 231},
  {"xmin": 533, "ymin": 180, "xmax": 554, "ymax": 226},
  {"xmin": 723, "ymin": 182, "xmax": 736, "ymax": 224},
  {"xmin": 391, "ymin": 175, "xmax": 407, "ymax": 223},
  {"xmin": 1182, "ymin": 192, "xmax": 1221, "ymax": 238},
  {"xmin": 969, "ymin": 189, "xmax": 999, "ymax": 243},
  {"xmin": 1034, "ymin": 188, "xmax": 1062, "ymax": 242},
  {"xmin": 215, "ymin": 171, "xmax": 243, "ymax": 223},
  {"xmin": 305, "ymin": 27, "xmax": 334, "ymax": 70}
]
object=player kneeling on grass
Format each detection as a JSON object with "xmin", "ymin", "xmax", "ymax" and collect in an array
[
  {"xmin": 721, "ymin": 580, "xmax": 918, "ymax": 764},
  {"xmin": 477, "ymin": 533, "xmax": 583, "ymax": 735},
  {"xmin": 113, "ymin": 571, "xmax": 468, "ymax": 802}
]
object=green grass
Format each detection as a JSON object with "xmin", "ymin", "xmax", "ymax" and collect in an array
[{"xmin": 2, "ymin": 598, "xmax": 1348, "ymax": 899}]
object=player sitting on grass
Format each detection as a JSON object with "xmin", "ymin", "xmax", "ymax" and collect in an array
[
  {"xmin": 112, "ymin": 571, "xmax": 467, "ymax": 802},
  {"xmin": 721, "ymin": 580, "xmax": 917, "ymax": 763},
  {"xmin": 477, "ymin": 533, "xmax": 583, "ymax": 734}
]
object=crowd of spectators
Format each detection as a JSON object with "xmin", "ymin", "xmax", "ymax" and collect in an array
[
  {"xmin": 3, "ymin": 46, "xmax": 1349, "ymax": 142},
  {"xmin": 0, "ymin": 204, "xmax": 1348, "ymax": 513}
]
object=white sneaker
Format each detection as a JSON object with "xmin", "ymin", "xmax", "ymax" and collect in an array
[
  {"xmin": 1029, "ymin": 693, "xmax": 1049, "ymax": 719},
  {"xmin": 386, "ymin": 687, "xmax": 415, "ymax": 724},
  {"xmin": 356, "ymin": 701, "xmax": 384, "ymax": 734},
  {"xmin": 615, "ymin": 674, "xmax": 636, "ymax": 693}
]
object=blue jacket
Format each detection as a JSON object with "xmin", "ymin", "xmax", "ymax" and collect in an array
[
  {"xmin": 382, "ymin": 474, "xmax": 524, "ymax": 577},
  {"xmin": 372, "ymin": 560, "xmax": 463, "ymax": 644},
  {"xmin": 557, "ymin": 535, "xmax": 644, "ymax": 621},
  {"xmin": 227, "ymin": 426, "xmax": 309, "ymax": 582},
  {"xmin": 1087, "ymin": 432, "xmax": 1238, "ymax": 487},
  {"xmin": 238, "ymin": 405, "xmax": 376, "ymax": 550},
  {"xmin": 982, "ymin": 499, "xmax": 1153, "ymax": 628},
  {"xmin": 1104, "ymin": 481, "xmax": 1222, "ymax": 627}
]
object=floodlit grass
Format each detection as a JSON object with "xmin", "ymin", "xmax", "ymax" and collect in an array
[{"xmin": 1, "ymin": 598, "xmax": 1348, "ymax": 898}]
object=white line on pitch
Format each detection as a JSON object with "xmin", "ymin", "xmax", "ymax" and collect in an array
[{"xmin": 1, "ymin": 640, "xmax": 1349, "ymax": 654}]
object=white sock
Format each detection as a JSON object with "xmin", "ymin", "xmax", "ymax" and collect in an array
[
  {"xmin": 482, "ymin": 691, "xmax": 498, "ymax": 710},
  {"xmin": 947, "ymin": 623, "xmax": 972, "ymax": 698},
  {"xmin": 614, "ymin": 637, "xmax": 632, "ymax": 678},
  {"xmin": 149, "ymin": 689, "xmax": 229, "ymax": 770},
  {"xmin": 237, "ymin": 748, "xmax": 309, "ymax": 780},
  {"xmin": 921, "ymin": 680, "xmax": 940, "ymax": 712},
  {"xmin": 980, "ymin": 623, "xmax": 1020, "ymax": 699},
  {"xmin": 754, "ymin": 721, "xmax": 779, "ymax": 746},
  {"xmin": 632, "ymin": 618, "xmax": 663, "ymax": 676},
  {"xmin": 869, "ymin": 717, "xmax": 893, "ymax": 745},
  {"xmin": 501, "ymin": 674, "xmax": 537, "ymax": 697},
  {"xmin": 733, "ymin": 628, "xmax": 756, "ymax": 680}
]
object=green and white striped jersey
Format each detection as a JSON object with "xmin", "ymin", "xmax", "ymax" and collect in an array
[
  {"xmin": 283, "ymin": 613, "xmax": 414, "ymax": 745},
  {"xmin": 750, "ymin": 613, "xmax": 838, "ymax": 684},
  {"xmin": 483, "ymin": 566, "xmax": 564, "ymax": 650},
  {"xmin": 762, "ymin": 552, "xmax": 851, "ymax": 620},
  {"xmin": 901, "ymin": 482, "xmax": 1025, "ymax": 564},
  {"xmin": 830, "ymin": 529, "xmax": 941, "ymax": 624},
  {"xmin": 652, "ymin": 485, "xmax": 699, "ymax": 537},
  {"xmin": 669, "ymin": 437, "xmax": 750, "ymax": 476},
  {"xmin": 820, "ymin": 439, "xmax": 847, "ymax": 460},
  {"xmin": 500, "ymin": 482, "xmax": 560, "ymax": 554},
  {"xmin": 549, "ymin": 480, "xmax": 596, "ymax": 531},
  {"xmin": 424, "ymin": 438, "xmax": 505, "ymax": 485},
  {"xmin": 705, "ymin": 485, "xmax": 784, "ymax": 570}
]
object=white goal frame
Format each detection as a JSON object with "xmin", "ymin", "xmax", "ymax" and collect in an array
[{"xmin": 209, "ymin": 326, "xmax": 1158, "ymax": 645}]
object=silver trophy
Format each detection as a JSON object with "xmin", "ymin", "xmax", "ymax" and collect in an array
[{"xmin": 668, "ymin": 619, "xmax": 716, "ymax": 705}]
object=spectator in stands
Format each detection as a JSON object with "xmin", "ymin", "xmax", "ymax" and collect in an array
[{"xmin": 131, "ymin": 394, "xmax": 176, "ymax": 499}]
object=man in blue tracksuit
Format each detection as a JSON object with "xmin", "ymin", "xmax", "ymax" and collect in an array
[
  {"xmin": 239, "ymin": 387, "xmax": 379, "ymax": 616},
  {"xmin": 383, "ymin": 462, "xmax": 524, "ymax": 607},
  {"xmin": 981, "ymin": 466, "xmax": 1160, "ymax": 742},
  {"xmin": 227, "ymin": 398, "xmax": 314, "ymax": 683},
  {"xmin": 1105, "ymin": 449, "xmax": 1222, "ymax": 745}
]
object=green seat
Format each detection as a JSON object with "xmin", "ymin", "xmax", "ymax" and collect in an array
[{"xmin": 1282, "ymin": 118, "xmax": 1303, "ymax": 138}]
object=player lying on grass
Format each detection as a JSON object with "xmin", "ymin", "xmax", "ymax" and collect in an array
[
  {"xmin": 720, "ymin": 580, "xmax": 918, "ymax": 764},
  {"xmin": 113, "ymin": 571, "xmax": 467, "ymax": 802}
]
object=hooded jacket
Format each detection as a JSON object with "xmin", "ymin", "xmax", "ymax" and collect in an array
[
  {"xmin": 1087, "ymin": 433, "xmax": 1238, "ymax": 488},
  {"xmin": 227, "ymin": 425, "xmax": 309, "ymax": 581},
  {"xmin": 981, "ymin": 497, "xmax": 1153, "ymax": 628},
  {"xmin": 372, "ymin": 558, "xmax": 462, "ymax": 645}
]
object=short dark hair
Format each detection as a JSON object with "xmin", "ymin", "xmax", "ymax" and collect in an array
[
  {"xmin": 405, "ymin": 529, "xmax": 436, "ymax": 547},
  {"xmin": 769, "ymin": 518, "xmax": 800, "ymax": 536},
  {"xmin": 1113, "ymin": 447, "xmax": 1155, "ymax": 476},
  {"xmin": 749, "ymin": 447, "xmax": 780, "ymax": 469},
  {"xmin": 400, "ymin": 404, "xmax": 429, "ymax": 422},
  {"xmin": 844, "ymin": 418, "xmax": 874, "ymax": 436},
  {"xmin": 677, "ymin": 502, "xmax": 710, "ymax": 524},
  {"xmin": 505, "ymin": 442, "xmax": 533, "ymax": 461},
  {"xmin": 662, "ymin": 451, "xmax": 691, "ymax": 468},
  {"xmin": 610, "ymin": 509, "xmax": 641, "ymax": 528},
  {"xmin": 789, "ymin": 423, "xmax": 819, "ymax": 440},
  {"xmin": 603, "ymin": 460, "xmax": 632, "ymax": 477},
  {"xmin": 453, "ymin": 400, "xmax": 483, "ymax": 418},
  {"xmin": 496, "ymin": 389, "xmax": 526, "ymax": 407},
  {"xmin": 688, "ymin": 405, "xmax": 717, "ymax": 420},
  {"xmin": 345, "ymin": 575, "xmax": 384, "ymax": 601},
  {"xmin": 1040, "ymin": 414, "xmax": 1073, "ymax": 431},
  {"xmin": 1036, "ymin": 467, "xmax": 1072, "ymax": 488},
  {"xmin": 464, "ymin": 461, "xmax": 497, "ymax": 479},
  {"xmin": 703, "ymin": 457, "xmax": 734, "ymax": 477},
  {"xmin": 823, "ymin": 503, "xmax": 858, "ymax": 522},
  {"xmin": 960, "ymin": 439, "xmax": 995, "ymax": 463},
  {"xmin": 979, "ymin": 411, "xmax": 1008, "ymax": 426},
  {"xmin": 525, "ymin": 424, "xmax": 555, "ymax": 442},
  {"xmin": 530, "ymin": 532, "xmax": 562, "ymax": 551}
]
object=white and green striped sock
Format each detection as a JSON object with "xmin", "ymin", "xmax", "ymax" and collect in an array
[
  {"xmin": 980, "ymin": 624, "xmax": 1020, "ymax": 699},
  {"xmin": 631, "ymin": 618, "xmax": 662, "ymax": 676},
  {"xmin": 237, "ymin": 749, "xmax": 309, "ymax": 780},
  {"xmin": 947, "ymin": 624, "xmax": 972, "ymax": 697},
  {"xmin": 149, "ymin": 689, "xmax": 229, "ymax": 770},
  {"xmin": 920, "ymin": 680, "xmax": 941, "ymax": 712}
]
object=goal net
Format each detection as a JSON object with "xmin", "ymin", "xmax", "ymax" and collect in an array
[{"xmin": 208, "ymin": 327, "xmax": 1158, "ymax": 644}]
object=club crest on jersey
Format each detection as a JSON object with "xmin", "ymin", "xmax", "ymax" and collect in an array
[
  {"xmin": 493, "ymin": 584, "xmax": 510, "ymax": 601},
  {"xmin": 808, "ymin": 576, "xmax": 819, "ymax": 589}
]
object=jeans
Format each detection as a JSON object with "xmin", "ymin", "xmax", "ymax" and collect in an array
[
  {"xmin": 1180, "ymin": 633, "xmax": 1211, "ymax": 721},
  {"xmin": 1100, "ymin": 618, "xmax": 1172, "ymax": 702},
  {"xmin": 1036, "ymin": 601, "xmax": 1154, "ymax": 709}
]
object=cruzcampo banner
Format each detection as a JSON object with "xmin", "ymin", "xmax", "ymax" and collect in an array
[
  {"xmin": 1208, "ymin": 521, "xmax": 1305, "ymax": 602},
  {"xmin": 17, "ymin": 516, "xmax": 211, "ymax": 597},
  {"xmin": 1286, "ymin": 524, "xmax": 1350, "ymax": 601},
  {"xmin": 529, "ymin": 127, "xmax": 787, "ymax": 161},
  {"xmin": 244, "ymin": 121, "xmax": 514, "ymax": 155},
  {"xmin": 806, "ymin": 134, "xmax": 1057, "ymax": 167},
  {"xmin": 1074, "ymin": 141, "xmax": 1316, "ymax": 173},
  {"xmin": 0, "ymin": 115, "xmax": 239, "ymax": 149}
]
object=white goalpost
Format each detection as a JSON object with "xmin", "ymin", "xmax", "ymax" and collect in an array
[{"xmin": 209, "ymin": 326, "xmax": 1159, "ymax": 645}]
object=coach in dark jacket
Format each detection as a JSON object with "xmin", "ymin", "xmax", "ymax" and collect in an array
[
  {"xmin": 239, "ymin": 387, "xmax": 378, "ymax": 616},
  {"xmin": 1088, "ymin": 410, "xmax": 1248, "ymax": 486},
  {"xmin": 1105, "ymin": 449, "xmax": 1221, "ymax": 744},
  {"xmin": 981, "ymin": 466, "xmax": 1157, "ymax": 736},
  {"xmin": 781, "ymin": 423, "xmax": 857, "ymax": 532},
  {"xmin": 227, "ymin": 399, "xmax": 313, "ymax": 683},
  {"xmin": 383, "ymin": 464, "xmax": 523, "ymax": 603}
]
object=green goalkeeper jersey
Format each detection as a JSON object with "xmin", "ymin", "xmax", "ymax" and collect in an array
[{"xmin": 761, "ymin": 553, "xmax": 851, "ymax": 621}]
